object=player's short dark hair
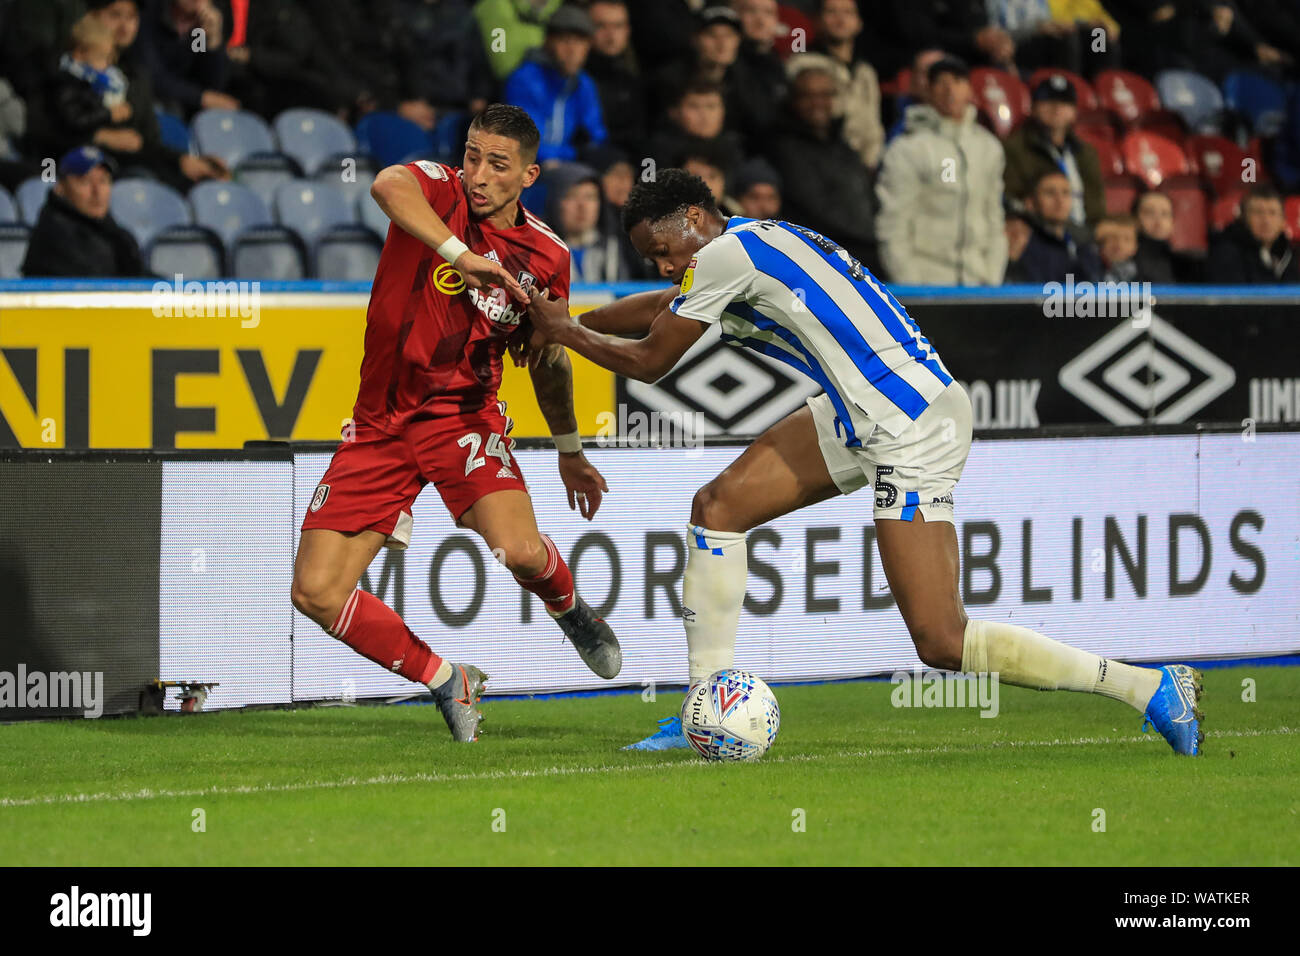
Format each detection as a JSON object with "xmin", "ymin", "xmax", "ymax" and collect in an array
[
  {"xmin": 621, "ymin": 167, "xmax": 719, "ymax": 232},
  {"xmin": 468, "ymin": 104, "xmax": 541, "ymax": 163},
  {"xmin": 673, "ymin": 77, "xmax": 725, "ymax": 107},
  {"xmin": 1242, "ymin": 182, "xmax": 1282, "ymax": 210}
]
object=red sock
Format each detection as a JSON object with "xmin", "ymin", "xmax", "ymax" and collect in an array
[
  {"xmin": 329, "ymin": 589, "xmax": 443, "ymax": 684},
  {"xmin": 513, "ymin": 533, "xmax": 576, "ymax": 616}
]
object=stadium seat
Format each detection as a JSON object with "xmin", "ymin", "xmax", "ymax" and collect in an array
[
  {"xmin": 354, "ymin": 111, "xmax": 434, "ymax": 167},
  {"xmin": 1155, "ymin": 70, "xmax": 1224, "ymax": 134},
  {"xmin": 1027, "ymin": 68, "xmax": 1098, "ymax": 110},
  {"xmin": 192, "ymin": 108, "xmax": 277, "ymax": 169},
  {"xmin": 1088, "ymin": 137, "xmax": 1125, "ymax": 176},
  {"xmin": 1093, "ymin": 69, "xmax": 1160, "ymax": 125},
  {"xmin": 0, "ymin": 222, "xmax": 30, "ymax": 278},
  {"xmin": 273, "ymin": 108, "xmax": 357, "ymax": 176},
  {"xmin": 188, "ymin": 181, "xmax": 273, "ymax": 248},
  {"xmin": 1222, "ymin": 70, "xmax": 1287, "ymax": 137},
  {"xmin": 231, "ymin": 225, "xmax": 308, "ymax": 279},
  {"xmin": 357, "ymin": 190, "xmax": 389, "ymax": 239},
  {"xmin": 1121, "ymin": 130, "xmax": 1190, "ymax": 188},
  {"xmin": 970, "ymin": 68, "xmax": 1029, "ymax": 138},
  {"xmin": 147, "ymin": 226, "xmax": 225, "ymax": 279},
  {"xmin": 887, "ymin": 65, "xmax": 911, "ymax": 98},
  {"xmin": 155, "ymin": 107, "xmax": 191, "ymax": 153},
  {"xmin": 1134, "ymin": 110, "xmax": 1188, "ymax": 143},
  {"xmin": 429, "ymin": 110, "xmax": 471, "ymax": 164},
  {"xmin": 1104, "ymin": 174, "xmax": 1141, "ymax": 215},
  {"xmin": 1185, "ymin": 135, "xmax": 1250, "ymax": 196},
  {"xmin": 314, "ymin": 226, "xmax": 383, "ymax": 280},
  {"xmin": 314, "ymin": 157, "xmax": 376, "ymax": 209},
  {"xmin": 109, "ymin": 177, "xmax": 191, "ymax": 247},
  {"xmin": 1074, "ymin": 108, "xmax": 1116, "ymax": 144},
  {"xmin": 1161, "ymin": 175, "xmax": 1209, "ymax": 252},
  {"xmin": 1286, "ymin": 196, "xmax": 1300, "ymax": 241},
  {"xmin": 15, "ymin": 177, "xmax": 51, "ymax": 224},
  {"xmin": 1210, "ymin": 191, "xmax": 1243, "ymax": 231},
  {"xmin": 0, "ymin": 185, "xmax": 16, "ymax": 222},
  {"xmin": 272, "ymin": 179, "xmax": 354, "ymax": 244},
  {"xmin": 234, "ymin": 153, "xmax": 299, "ymax": 207}
]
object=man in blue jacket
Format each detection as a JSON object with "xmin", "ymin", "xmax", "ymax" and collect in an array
[{"xmin": 503, "ymin": 4, "xmax": 607, "ymax": 164}]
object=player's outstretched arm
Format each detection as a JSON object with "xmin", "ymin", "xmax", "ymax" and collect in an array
[
  {"xmin": 528, "ymin": 287, "xmax": 705, "ymax": 383},
  {"xmin": 577, "ymin": 287, "xmax": 678, "ymax": 336},
  {"xmin": 529, "ymin": 343, "xmax": 609, "ymax": 519}
]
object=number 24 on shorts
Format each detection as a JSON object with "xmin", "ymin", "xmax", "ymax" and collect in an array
[{"xmin": 458, "ymin": 431, "xmax": 513, "ymax": 476}]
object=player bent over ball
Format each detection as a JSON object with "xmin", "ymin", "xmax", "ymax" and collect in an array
[
  {"xmin": 292, "ymin": 105, "xmax": 621, "ymax": 743},
  {"xmin": 524, "ymin": 168, "xmax": 1204, "ymax": 756}
]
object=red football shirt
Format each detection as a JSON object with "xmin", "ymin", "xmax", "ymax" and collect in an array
[{"xmin": 352, "ymin": 160, "xmax": 571, "ymax": 433}]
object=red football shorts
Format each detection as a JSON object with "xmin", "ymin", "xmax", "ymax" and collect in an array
[{"xmin": 300, "ymin": 405, "xmax": 526, "ymax": 548}]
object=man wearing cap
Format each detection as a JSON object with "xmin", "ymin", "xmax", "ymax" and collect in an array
[
  {"xmin": 876, "ymin": 55, "xmax": 1007, "ymax": 285},
  {"xmin": 1003, "ymin": 74, "xmax": 1105, "ymax": 235},
  {"xmin": 21, "ymin": 145, "xmax": 148, "ymax": 277},
  {"xmin": 502, "ymin": 4, "xmax": 608, "ymax": 164}
]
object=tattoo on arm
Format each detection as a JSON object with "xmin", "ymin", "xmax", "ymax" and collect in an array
[{"xmin": 529, "ymin": 343, "xmax": 579, "ymax": 435}]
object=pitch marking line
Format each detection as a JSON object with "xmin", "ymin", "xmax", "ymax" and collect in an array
[{"xmin": 1, "ymin": 726, "xmax": 1292, "ymax": 810}]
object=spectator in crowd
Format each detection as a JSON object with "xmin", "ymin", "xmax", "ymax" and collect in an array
[
  {"xmin": 585, "ymin": 142, "xmax": 652, "ymax": 277},
  {"xmin": 876, "ymin": 56, "xmax": 1007, "ymax": 285},
  {"xmin": 1004, "ymin": 204, "xmax": 1033, "ymax": 275},
  {"xmin": 1133, "ymin": 190, "xmax": 1200, "ymax": 283},
  {"xmin": 887, "ymin": 47, "xmax": 944, "ymax": 141},
  {"xmin": 0, "ymin": 0, "xmax": 89, "ymax": 98},
  {"xmin": 806, "ymin": 0, "xmax": 885, "ymax": 170},
  {"xmin": 22, "ymin": 146, "xmax": 148, "ymax": 277},
  {"xmin": 680, "ymin": 145, "xmax": 736, "ymax": 213},
  {"xmin": 986, "ymin": 0, "xmax": 1109, "ymax": 76},
  {"xmin": 729, "ymin": 0, "xmax": 790, "ymax": 150},
  {"xmin": 503, "ymin": 5, "xmax": 607, "ymax": 164},
  {"xmin": 546, "ymin": 160, "xmax": 633, "ymax": 282},
  {"xmin": 1103, "ymin": 0, "xmax": 1288, "ymax": 80},
  {"xmin": 625, "ymin": 0, "xmax": 709, "ymax": 71},
  {"xmin": 647, "ymin": 6, "xmax": 743, "ymax": 129},
  {"xmin": 37, "ymin": 15, "xmax": 135, "ymax": 158},
  {"xmin": 583, "ymin": 0, "xmax": 647, "ymax": 157},
  {"xmin": 647, "ymin": 79, "xmax": 742, "ymax": 176},
  {"xmin": 1238, "ymin": 0, "xmax": 1300, "ymax": 65},
  {"xmin": 1005, "ymin": 168, "xmax": 1102, "ymax": 283},
  {"xmin": 1048, "ymin": 0, "xmax": 1122, "ymax": 74},
  {"xmin": 767, "ymin": 64, "xmax": 877, "ymax": 269},
  {"xmin": 891, "ymin": 0, "xmax": 1015, "ymax": 70},
  {"xmin": 733, "ymin": 156, "xmax": 782, "ymax": 219},
  {"xmin": 0, "ymin": 78, "xmax": 25, "ymax": 161},
  {"xmin": 1003, "ymin": 75, "xmax": 1105, "ymax": 235},
  {"xmin": 1094, "ymin": 214, "xmax": 1141, "ymax": 282},
  {"xmin": 1206, "ymin": 184, "xmax": 1299, "ymax": 283},
  {"xmin": 135, "ymin": 0, "xmax": 238, "ymax": 117},
  {"xmin": 475, "ymin": 0, "xmax": 564, "ymax": 81},
  {"xmin": 393, "ymin": 0, "xmax": 494, "ymax": 129}
]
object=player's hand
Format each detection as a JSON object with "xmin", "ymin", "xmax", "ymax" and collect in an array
[
  {"xmin": 558, "ymin": 452, "xmax": 608, "ymax": 520},
  {"xmin": 454, "ymin": 251, "xmax": 528, "ymax": 303},
  {"xmin": 527, "ymin": 287, "xmax": 575, "ymax": 342}
]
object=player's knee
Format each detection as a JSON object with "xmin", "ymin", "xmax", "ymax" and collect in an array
[
  {"xmin": 500, "ymin": 535, "xmax": 548, "ymax": 578},
  {"xmin": 690, "ymin": 482, "xmax": 735, "ymax": 531},
  {"xmin": 911, "ymin": 622, "xmax": 965, "ymax": 672},
  {"xmin": 290, "ymin": 572, "xmax": 343, "ymax": 626}
]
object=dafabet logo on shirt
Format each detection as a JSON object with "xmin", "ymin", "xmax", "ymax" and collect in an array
[
  {"xmin": 433, "ymin": 262, "xmax": 466, "ymax": 295},
  {"xmin": 680, "ymin": 256, "xmax": 698, "ymax": 294}
]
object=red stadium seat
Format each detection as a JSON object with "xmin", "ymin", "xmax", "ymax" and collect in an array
[
  {"xmin": 970, "ymin": 68, "xmax": 1030, "ymax": 138},
  {"xmin": 1161, "ymin": 175, "xmax": 1209, "ymax": 252},
  {"xmin": 883, "ymin": 66, "xmax": 910, "ymax": 98},
  {"xmin": 1210, "ymin": 190, "xmax": 1243, "ymax": 231},
  {"xmin": 1185, "ymin": 135, "xmax": 1250, "ymax": 196},
  {"xmin": 1094, "ymin": 70, "xmax": 1161, "ymax": 125},
  {"xmin": 1074, "ymin": 108, "xmax": 1117, "ymax": 144},
  {"xmin": 1121, "ymin": 130, "xmax": 1191, "ymax": 188},
  {"xmin": 1088, "ymin": 137, "xmax": 1126, "ymax": 176},
  {"xmin": 1135, "ymin": 109, "xmax": 1188, "ymax": 143},
  {"xmin": 1285, "ymin": 196, "xmax": 1300, "ymax": 240},
  {"xmin": 1027, "ymin": 68, "xmax": 1098, "ymax": 110},
  {"xmin": 1104, "ymin": 174, "xmax": 1142, "ymax": 215}
]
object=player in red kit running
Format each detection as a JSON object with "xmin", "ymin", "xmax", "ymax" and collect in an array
[{"xmin": 291, "ymin": 105, "xmax": 621, "ymax": 743}]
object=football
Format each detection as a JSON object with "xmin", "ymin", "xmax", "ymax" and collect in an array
[{"xmin": 680, "ymin": 669, "xmax": 781, "ymax": 761}]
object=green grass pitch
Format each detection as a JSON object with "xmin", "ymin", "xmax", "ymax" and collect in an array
[{"xmin": 1, "ymin": 666, "xmax": 1296, "ymax": 866}]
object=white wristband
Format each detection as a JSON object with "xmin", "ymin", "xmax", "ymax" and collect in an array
[
  {"xmin": 436, "ymin": 235, "xmax": 469, "ymax": 265},
  {"xmin": 553, "ymin": 431, "xmax": 583, "ymax": 454}
]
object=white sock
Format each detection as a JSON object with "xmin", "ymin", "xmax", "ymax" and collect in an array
[
  {"xmin": 962, "ymin": 619, "xmax": 1162, "ymax": 712},
  {"xmin": 682, "ymin": 524, "xmax": 747, "ymax": 684},
  {"xmin": 425, "ymin": 659, "xmax": 453, "ymax": 691}
]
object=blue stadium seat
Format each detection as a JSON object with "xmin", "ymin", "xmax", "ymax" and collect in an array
[
  {"xmin": 1223, "ymin": 70, "xmax": 1287, "ymax": 137},
  {"xmin": 147, "ymin": 226, "xmax": 225, "ymax": 279},
  {"xmin": 314, "ymin": 226, "xmax": 382, "ymax": 280},
  {"xmin": 1155, "ymin": 70, "xmax": 1224, "ymax": 134},
  {"xmin": 272, "ymin": 178, "xmax": 353, "ymax": 244},
  {"xmin": 274, "ymin": 108, "xmax": 357, "ymax": 176},
  {"xmin": 234, "ymin": 153, "xmax": 299, "ymax": 207},
  {"xmin": 189, "ymin": 180, "xmax": 272, "ymax": 248},
  {"xmin": 354, "ymin": 111, "xmax": 433, "ymax": 167},
  {"xmin": 155, "ymin": 106, "xmax": 191, "ymax": 153},
  {"xmin": 110, "ymin": 177, "xmax": 191, "ymax": 247},
  {"xmin": 0, "ymin": 223, "xmax": 30, "ymax": 278},
  {"xmin": 357, "ymin": 191, "xmax": 389, "ymax": 239},
  {"xmin": 16, "ymin": 177, "xmax": 52, "ymax": 224},
  {"xmin": 0, "ymin": 185, "xmax": 16, "ymax": 222},
  {"xmin": 430, "ymin": 110, "xmax": 471, "ymax": 164},
  {"xmin": 192, "ymin": 108, "xmax": 277, "ymax": 169},
  {"xmin": 314, "ymin": 156, "xmax": 376, "ymax": 209},
  {"xmin": 231, "ymin": 225, "xmax": 308, "ymax": 279}
]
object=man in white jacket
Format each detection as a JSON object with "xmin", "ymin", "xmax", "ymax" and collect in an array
[{"xmin": 875, "ymin": 56, "xmax": 1008, "ymax": 286}]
